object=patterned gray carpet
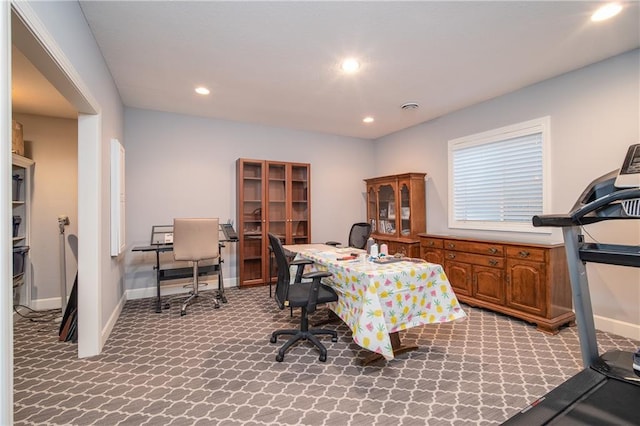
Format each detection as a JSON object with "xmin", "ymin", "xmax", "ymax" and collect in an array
[{"xmin": 13, "ymin": 286, "xmax": 639, "ymax": 425}]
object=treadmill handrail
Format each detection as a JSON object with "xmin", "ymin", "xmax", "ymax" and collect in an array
[
  {"xmin": 532, "ymin": 214, "xmax": 574, "ymax": 227},
  {"xmin": 569, "ymin": 187, "xmax": 640, "ymax": 222},
  {"xmin": 532, "ymin": 187, "xmax": 640, "ymax": 228}
]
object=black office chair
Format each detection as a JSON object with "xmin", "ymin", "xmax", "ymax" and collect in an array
[
  {"xmin": 268, "ymin": 233, "xmax": 339, "ymax": 362},
  {"xmin": 326, "ymin": 222, "xmax": 372, "ymax": 249}
]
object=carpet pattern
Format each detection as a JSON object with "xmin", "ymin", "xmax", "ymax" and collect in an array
[{"xmin": 13, "ymin": 286, "xmax": 639, "ymax": 425}]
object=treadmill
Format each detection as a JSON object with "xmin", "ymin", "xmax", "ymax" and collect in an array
[{"xmin": 504, "ymin": 144, "xmax": 640, "ymax": 425}]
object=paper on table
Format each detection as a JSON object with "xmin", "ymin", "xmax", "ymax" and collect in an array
[{"xmin": 335, "ymin": 247, "xmax": 354, "ymax": 253}]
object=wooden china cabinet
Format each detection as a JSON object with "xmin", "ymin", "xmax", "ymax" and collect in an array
[
  {"xmin": 365, "ymin": 173, "xmax": 426, "ymax": 258},
  {"xmin": 236, "ymin": 158, "xmax": 311, "ymax": 287}
]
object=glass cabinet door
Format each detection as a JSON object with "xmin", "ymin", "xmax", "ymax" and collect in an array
[
  {"xmin": 239, "ymin": 159, "xmax": 264, "ymax": 284},
  {"xmin": 368, "ymin": 186, "xmax": 377, "ymax": 233},
  {"xmin": 400, "ymin": 182, "xmax": 411, "ymax": 236},
  {"xmin": 267, "ymin": 162, "xmax": 287, "ymax": 241},
  {"xmin": 377, "ymin": 184, "xmax": 396, "ymax": 235},
  {"xmin": 289, "ymin": 164, "xmax": 309, "ymax": 244}
]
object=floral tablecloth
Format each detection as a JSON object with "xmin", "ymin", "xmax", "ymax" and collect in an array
[{"xmin": 285, "ymin": 245, "xmax": 466, "ymax": 360}]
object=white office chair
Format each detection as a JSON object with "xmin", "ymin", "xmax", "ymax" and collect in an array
[{"xmin": 168, "ymin": 218, "xmax": 223, "ymax": 316}]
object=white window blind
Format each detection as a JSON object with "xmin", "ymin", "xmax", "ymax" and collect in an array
[{"xmin": 448, "ymin": 117, "xmax": 549, "ymax": 233}]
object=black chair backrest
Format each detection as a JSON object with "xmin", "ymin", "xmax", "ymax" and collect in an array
[
  {"xmin": 268, "ymin": 233, "xmax": 290, "ymax": 310},
  {"xmin": 348, "ymin": 222, "xmax": 372, "ymax": 249}
]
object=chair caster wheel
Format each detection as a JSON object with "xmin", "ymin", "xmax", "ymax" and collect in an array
[
  {"xmin": 164, "ymin": 303, "xmax": 170, "ymax": 309},
  {"xmin": 331, "ymin": 337, "xmax": 338, "ymax": 342},
  {"xmin": 270, "ymin": 336, "xmax": 277, "ymax": 344},
  {"xmin": 221, "ymin": 296, "xmax": 228, "ymax": 303},
  {"xmin": 180, "ymin": 310, "xmax": 186, "ymax": 316},
  {"xmin": 319, "ymin": 354, "xmax": 327, "ymax": 362},
  {"xmin": 214, "ymin": 304, "xmax": 220, "ymax": 309},
  {"xmin": 276, "ymin": 354, "xmax": 284, "ymax": 362}
]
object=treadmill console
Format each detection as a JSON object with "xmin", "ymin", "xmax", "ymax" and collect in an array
[{"xmin": 615, "ymin": 143, "xmax": 640, "ymax": 188}]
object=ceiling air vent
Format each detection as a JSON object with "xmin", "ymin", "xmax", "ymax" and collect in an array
[{"xmin": 401, "ymin": 102, "xmax": 419, "ymax": 110}]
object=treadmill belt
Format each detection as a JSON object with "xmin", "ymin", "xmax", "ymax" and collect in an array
[{"xmin": 553, "ymin": 378, "xmax": 638, "ymax": 425}]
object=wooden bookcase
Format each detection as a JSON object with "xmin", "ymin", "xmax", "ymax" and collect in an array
[
  {"xmin": 365, "ymin": 173, "xmax": 426, "ymax": 258},
  {"xmin": 236, "ymin": 158, "xmax": 311, "ymax": 287}
]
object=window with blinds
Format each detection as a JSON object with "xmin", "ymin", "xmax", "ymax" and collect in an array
[{"xmin": 448, "ymin": 117, "xmax": 550, "ymax": 233}]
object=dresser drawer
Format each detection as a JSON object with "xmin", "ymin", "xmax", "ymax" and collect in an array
[
  {"xmin": 421, "ymin": 237, "xmax": 443, "ymax": 249},
  {"xmin": 444, "ymin": 250, "xmax": 504, "ymax": 268},
  {"xmin": 506, "ymin": 246, "xmax": 546, "ymax": 262},
  {"xmin": 444, "ymin": 239, "xmax": 504, "ymax": 256}
]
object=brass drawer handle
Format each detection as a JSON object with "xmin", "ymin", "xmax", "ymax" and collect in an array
[
  {"xmin": 447, "ymin": 253, "xmax": 456, "ymax": 259},
  {"xmin": 488, "ymin": 248, "xmax": 498, "ymax": 254},
  {"xmin": 519, "ymin": 250, "xmax": 530, "ymax": 258},
  {"xmin": 488, "ymin": 259, "xmax": 498, "ymax": 266},
  {"xmin": 428, "ymin": 241, "xmax": 434, "ymax": 246},
  {"xmin": 447, "ymin": 243, "xmax": 455, "ymax": 249}
]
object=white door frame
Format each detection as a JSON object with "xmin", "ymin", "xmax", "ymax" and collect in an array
[
  {"xmin": 2, "ymin": 3, "xmax": 103, "ymax": 423},
  {"xmin": 1, "ymin": 2, "xmax": 15, "ymax": 424}
]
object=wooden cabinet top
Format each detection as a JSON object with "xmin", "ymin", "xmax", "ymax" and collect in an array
[
  {"xmin": 364, "ymin": 172, "xmax": 426, "ymax": 184},
  {"xmin": 418, "ymin": 233, "xmax": 565, "ymax": 249}
]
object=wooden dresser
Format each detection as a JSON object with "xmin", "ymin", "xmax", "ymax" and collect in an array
[{"xmin": 419, "ymin": 234, "xmax": 575, "ymax": 334}]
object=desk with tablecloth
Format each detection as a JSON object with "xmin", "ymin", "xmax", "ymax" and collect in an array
[{"xmin": 283, "ymin": 244, "xmax": 466, "ymax": 362}]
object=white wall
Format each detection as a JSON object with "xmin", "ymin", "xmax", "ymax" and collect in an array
[
  {"xmin": 124, "ymin": 108, "xmax": 374, "ymax": 293},
  {"xmin": 16, "ymin": 0, "xmax": 125, "ymax": 355},
  {"xmin": 375, "ymin": 49, "xmax": 640, "ymax": 339},
  {"xmin": 13, "ymin": 113, "xmax": 77, "ymax": 305}
]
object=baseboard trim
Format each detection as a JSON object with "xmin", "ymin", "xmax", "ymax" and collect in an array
[
  {"xmin": 125, "ymin": 277, "xmax": 239, "ymax": 301},
  {"xmin": 30, "ymin": 297, "xmax": 60, "ymax": 311},
  {"xmin": 102, "ymin": 293, "xmax": 126, "ymax": 348},
  {"xmin": 594, "ymin": 314, "xmax": 640, "ymax": 341}
]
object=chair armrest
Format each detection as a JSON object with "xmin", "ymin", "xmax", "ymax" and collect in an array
[
  {"xmin": 289, "ymin": 258, "xmax": 313, "ymax": 283},
  {"xmin": 325, "ymin": 241, "xmax": 341, "ymax": 247},
  {"xmin": 302, "ymin": 270, "xmax": 332, "ymax": 280},
  {"xmin": 304, "ymin": 271, "xmax": 333, "ymax": 313}
]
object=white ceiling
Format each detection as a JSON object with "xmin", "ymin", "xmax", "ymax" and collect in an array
[
  {"xmin": 13, "ymin": 1, "xmax": 640, "ymax": 139},
  {"xmin": 12, "ymin": 46, "xmax": 77, "ymax": 119}
]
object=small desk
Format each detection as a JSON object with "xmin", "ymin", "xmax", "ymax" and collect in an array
[
  {"xmin": 284, "ymin": 244, "xmax": 466, "ymax": 363},
  {"xmin": 132, "ymin": 242, "xmax": 231, "ymax": 313}
]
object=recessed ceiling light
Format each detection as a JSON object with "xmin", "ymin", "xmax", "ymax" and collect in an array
[
  {"xmin": 195, "ymin": 87, "xmax": 210, "ymax": 95},
  {"xmin": 363, "ymin": 116, "xmax": 374, "ymax": 124},
  {"xmin": 591, "ymin": 3, "xmax": 622, "ymax": 21},
  {"xmin": 341, "ymin": 58, "xmax": 360, "ymax": 73}
]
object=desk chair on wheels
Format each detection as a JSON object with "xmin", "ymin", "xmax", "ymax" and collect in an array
[
  {"xmin": 165, "ymin": 218, "xmax": 225, "ymax": 316},
  {"xmin": 326, "ymin": 222, "xmax": 372, "ymax": 249},
  {"xmin": 268, "ymin": 233, "xmax": 339, "ymax": 362}
]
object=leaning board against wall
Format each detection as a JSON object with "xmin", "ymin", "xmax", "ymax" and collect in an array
[{"xmin": 236, "ymin": 159, "xmax": 311, "ymax": 287}]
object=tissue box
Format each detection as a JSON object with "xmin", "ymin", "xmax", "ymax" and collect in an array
[{"xmin": 12, "ymin": 120, "xmax": 24, "ymax": 156}]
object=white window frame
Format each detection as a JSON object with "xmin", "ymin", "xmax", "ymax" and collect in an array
[{"xmin": 448, "ymin": 116, "xmax": 551, "ymax": 234}]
